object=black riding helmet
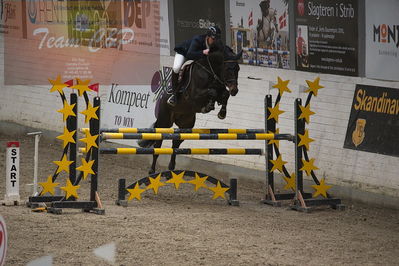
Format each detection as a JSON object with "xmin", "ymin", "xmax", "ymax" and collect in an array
[{"xmin": 207, "ymin": 26, "xmax": 222, "ymax": 39}]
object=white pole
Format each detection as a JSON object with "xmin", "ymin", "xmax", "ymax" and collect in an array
[{"xmin": 27, "ymin": 132, "xmax": 42, "ymax": 196}]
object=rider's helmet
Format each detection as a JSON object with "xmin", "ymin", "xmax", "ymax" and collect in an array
[{"xmin": 207, "ymin": 26, "xmax": 222, "ymax": 39}]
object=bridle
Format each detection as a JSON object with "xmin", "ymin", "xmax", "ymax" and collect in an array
[{"xmin": 195, "ymin": 57, "xmax": 239, "ymax": 87}]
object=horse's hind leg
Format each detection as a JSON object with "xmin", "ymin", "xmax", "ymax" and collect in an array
[
  {"xmin": 149, "ymin": 140, "xmax": 163, "ymax": 174},
  {"xmin": 168, "ymin": 139, "xmax": 184, "ymax": 171}
]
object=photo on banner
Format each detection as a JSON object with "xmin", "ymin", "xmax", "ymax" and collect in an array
[
  {"xmin": 365, "ymin": 0, "xmax": 399, "ymax": 81},
  {"xmin": 294, "ymin": 0, "xmax": 358, "ymax": 76},
  {"xmin": 230, "ymin": 0, "xmax": 290, "ymax": 69}
]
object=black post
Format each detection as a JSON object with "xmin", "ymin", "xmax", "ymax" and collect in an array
[
  {"xmin": 228, "ymin": 178, "xmax": 239, "ymax": 206},
  {"xmin": 265, "ymin": 95, "xmax": 275, "ymax": 195},
  {"xmin": 68, "ymin": 93, "xmax": 78, "ymax": 186},
  {"xmin": 90, "ymin": 97, "xmax": 101, "ymax": 203},
  {"xmin": 295, "ymin": 98, "xmax": 304, "ymax": 196},
  {"xmin": 116, "ymin": 178, "xmax": 129, "ymax": 207}
]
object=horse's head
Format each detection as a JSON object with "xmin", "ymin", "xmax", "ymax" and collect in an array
[{"xmin": 223, "ymin": 46, "xmax": 242, "ymax": 96}]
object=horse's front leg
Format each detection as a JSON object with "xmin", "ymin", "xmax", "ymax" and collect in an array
[
  {"xmin": 168, "ymin": 139, "xmax": 184, "ymax": 171},
  {"xmin": 217, "ymin": 89, "xmax": 230, "ymax": 120},
  {"xmin": 149, "ymin": 140, "xmax": 163, "ymax": 174}
]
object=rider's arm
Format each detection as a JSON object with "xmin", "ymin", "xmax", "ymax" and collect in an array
[{"xmin": 186, "ymin": 37, "xmax": 206, "ymax": 61}]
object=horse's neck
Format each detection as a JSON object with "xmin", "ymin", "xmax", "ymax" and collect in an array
[{"xmin": 207, "ymin": 52, "xmax": 224, "ymax": 74}]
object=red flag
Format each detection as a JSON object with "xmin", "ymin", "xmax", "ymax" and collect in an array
[
  {"xmin": 248, "ymin": 10, "xmax": 253, "ymax": 27},
  {"xmin": 89, "ymin": 83, "xmax": 99, "ymax": 92},
  {"xmin": 279, "ymin": 11, "xmax": 287, "ymax": 30},
  {"xmin": 64, "ymin": 79, "xmax": 74, "ymax": 87}
]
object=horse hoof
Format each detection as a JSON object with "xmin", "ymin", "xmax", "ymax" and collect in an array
[{"xmin": 218, "ymin": 112, "xmax": 226, "ymax": 120}]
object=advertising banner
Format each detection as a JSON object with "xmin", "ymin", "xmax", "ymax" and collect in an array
[
  {"xmin": 294, "ymin": 0, "xmax": 358, "ymax": 76},
  {"xmin": 5, "ymin": 0, "xmax": 161, "ymax": 86},
  {"xmin": 365, "ymin": 0, "xmax": 399, "ymax": 81},
  {"xmin": 344, "ymin": 84, "xmax": 399, "ymax": 157},
  {"xmin": 230, "ymin": 0, "xmax": 290, "ymax": 69},
  {"xmin": 173, "ymin": 0, "xmax": 226, "ymax": 45}
]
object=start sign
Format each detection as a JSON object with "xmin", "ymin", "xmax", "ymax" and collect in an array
[
  {"xmin": 4, "ymin": 142, "xmax": 20, "ymax": 204},
  {"xmin": 0, "ymin": 216, "xmax": 7, "ymax": 266}
]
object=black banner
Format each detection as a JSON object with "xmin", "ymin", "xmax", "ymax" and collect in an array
[
  {"xmin": 344, "ymin": 84, "xmax": 399, "ymax": 157},
  {"xmin": 294, "ymin": 0, "xmax": 358, "ymax": 76},
  {"xmin": 173, "ymin": 0, "xmax": 226, "ymax": 45}
]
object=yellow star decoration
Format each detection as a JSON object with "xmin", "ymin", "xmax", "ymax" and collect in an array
[
  {"xmin": 56, "ymin": 126, "xmax": 76, "ymax": 148},
  {"xmin": 49, "ymin": 75, "xmax": 68, "ymax": 94},
  {"xmin": 283, "ymin": 173, "xmax": 296, "ymax": 191},
  {"xmin": 146, "ymin": 174, "xmax": 166, "ymax": 194},
  {"xmin": 187, "ymin": 173, "xmax": 208, "ymax": 191},
  {"xmin": 268, "ymin": 128, "xmax": 280, "ymax": 149},
  {"xmin": 298, "ymin": 104, "xmax": 316, "ymax": 124},
  {"xmin": 127, "ymin": 182, "xmax": 146, "ymax": 201},
  {"xmin": 80, "ymin": 102, "xmax": 99, "ymax": 124},
  {"xmin": 79, "ymin": 131, "xmax": 98, "ymax": 151},
  {"xmin": 60, "ymin": 178, "xmax": 80, "ymax": 199},
  {"xmin": 39, "ymin": 175, "xmax": 60, "ymax": 196},
  {"xmin": 273, "ymin": 77, "xmax": 292, "ymax": 96},
  {"xmin": 268, "ymin": 103, "xmax": 285, "ymax": 123},
  {"xmin": 208, "ymin": 181, "xmax": 229, "ymax": 199},
  {"xmin": 300, "ymin": 158, "xmax": 319, "ymax": 176},
  {"xmin": 298, "ymin": 129, "xmax": 315, "ymax": 151},
  {"xmin": 166, "ymin": 171, "xmax": 186, "ymax": 190},
  {"xmin": 57, "ymin": 101, "xmax": 76, "ymax": 122},
  {"xmin": 71, "ymin": 78, "xmax": 92, "ymax": 96},
  {"xmin": 76, "ymin": 158, "xmax": 95, "ymax": 180},
  {"xmin": 311, "ymin": 178, "xmax": 332, "ymax": 198},
  {"xmin": 53, "ymin": 154, "xmax": 73, "ymax": 174},
  {"xmin": 270, "ymin": 154, "xmax": 287, "ymax": 173},
  {"xmin": 305, "ymin": 77, "xmax": 324, "ymax": 97}
]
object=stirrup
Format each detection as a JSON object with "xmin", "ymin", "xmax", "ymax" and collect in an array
[{"xmin": 167, "ymin": 95, "xmax": 177, "ymax": 107}]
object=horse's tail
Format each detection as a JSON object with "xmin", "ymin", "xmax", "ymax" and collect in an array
[{"xmin": 137, "ymin": 122, "xmax": 156, "ymax": 148}]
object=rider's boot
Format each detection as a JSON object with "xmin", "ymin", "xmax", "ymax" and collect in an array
[{"xmin": 167, "ymin": 72, "xmax": 179, "ymax": 107}]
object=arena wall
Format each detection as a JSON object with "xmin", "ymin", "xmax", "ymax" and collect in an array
[{"xmin": 1, "ymin": 37, "xmax": 399, "ymax": 205}]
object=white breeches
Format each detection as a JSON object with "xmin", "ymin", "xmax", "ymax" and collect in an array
[{"xmin": 173, "ymin": 53, "xmax": 186, "ymax": 74}]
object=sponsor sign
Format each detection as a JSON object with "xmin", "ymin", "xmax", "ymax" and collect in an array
[
  {"xmin": 5, "ymin": 142, "xmax": 20, "ymax": 203},
  {"xmin": 230, "ymin": 0, "xmax": 290, "ymax": 69},
  {"xmin": 173, "ymin": 0, "xmax": 226, "ymax": 44},
  {"xmin": 294, "ymin": 0, "xmax": 358, "ymax": 76},
  {"xmin": 5, "ymin": 0, "xmax": 161, "ymax": 85},
  {"xmin": 344, "ymin": 84, "xmax": 399, "ymax": 157},
  {"xmin": 365, "ymin": 0, "xmax": 399, "ymax": 81}
]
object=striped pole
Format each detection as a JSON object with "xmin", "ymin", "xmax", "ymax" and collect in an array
[
  {"xmin": 101, "ymin": 133, "xmax": 294, "ymax": 141},
  {"xmin": 80, "ymin": 148, "xmax": 263, "ymax": 155},
  {"xmin": 81, "ymin": 128, "xmax": 266, "ymax": 134}
]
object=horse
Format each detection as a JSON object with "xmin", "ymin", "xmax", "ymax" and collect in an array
[
  {"xmin": 139, "ymin": 45, "xmax": 242, "ymax": 174},
  {"xmin": 257, "ymin": 4, "xmax": 278, "ymax": 48}
]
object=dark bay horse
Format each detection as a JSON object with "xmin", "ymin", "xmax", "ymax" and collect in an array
[{"xmin": 139, "ymin": 46, "xmax": 242, "ymax": 174}]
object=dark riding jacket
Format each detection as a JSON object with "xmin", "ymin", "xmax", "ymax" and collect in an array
[{"xmin": 174, "ymin": 34, "xmax": 208, "ymax": 61}]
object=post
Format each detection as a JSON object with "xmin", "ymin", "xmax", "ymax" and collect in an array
[
  {"xmin": 27, "ymin": 132, "xmax": 42, "ymax": 196},
  {"xmin": 4, "ymin": 142, "xmax": 20, "ymax": 205},
  {"xmin": 90, "ymin": 97, "xmax": 101, "ymax": 203},
  {"xmin": 265, "ymin": 95, "xmax": 275, "ymax": 194},
  {"xmin": 295, "ymin": 98, "xmax": 304, "ymax": 196},
  {"xmin": 68, "ymin": 93, "xmax": 78, "ymax": 185},
  {"xmin": 228, "ymin": 178, "xmax": 239, "ymax": 206},
  {"xmin": 116, "ymin": 178, "xmax": 128, "ymax": 207}
]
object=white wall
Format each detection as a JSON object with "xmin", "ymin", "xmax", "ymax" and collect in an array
[{"xmin": 1, "ymin": 36, "xmax": 399, "ymax": 199}]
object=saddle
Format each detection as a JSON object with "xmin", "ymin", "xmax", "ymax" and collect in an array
[{"xmin": 167, "ymin": 61, "xmax": 194, "ymax": 94}]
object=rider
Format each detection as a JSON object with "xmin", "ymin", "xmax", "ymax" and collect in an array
[{"xmin": 167, "ymin": 26, "xmax": 222, "ymax": 107}]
